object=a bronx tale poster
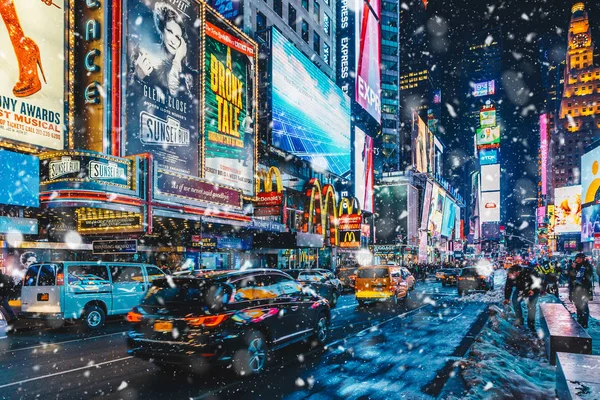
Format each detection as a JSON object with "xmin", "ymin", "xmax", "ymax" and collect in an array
[{"xmin": 203, "ymin": 11, "xmax": 256, "ymax": 196}]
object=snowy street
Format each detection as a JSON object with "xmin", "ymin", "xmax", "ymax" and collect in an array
[{"xmin": 0, "ymin": 277, "xmax": 495, "ymax": 399}]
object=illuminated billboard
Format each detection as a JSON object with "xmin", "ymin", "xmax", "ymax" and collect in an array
[
  {"xmin": 354, "ymin": 127, "xmax": 374, "ymax": 213},
  {"xmin": 375, "ymin": 185, "xmax": 407, "ymax": 244},
  {"xmin": 355, "ymin": 0, "xmax": 381, "ymax": 122},
  {"xmin": 581, "ymin": 204, "xmax": 600, "ymax": 243},
  {"xmin": 124, "ymin": 0, "xmax": 200, "ymax": 176},
  {"xmin": 480, "ymin": 110, "xmax": 496, "ymax": 127},
  {"xmin": 476, "ymin": 126, "xmax": 500, "ymax": 147},
  {"xmin": 540, "ymin": 114, "xmax": 548, "ymax": 196},
  {"xmin": 420, "ymin": 181, "xmax": 433, "ymax": 231},
  {"xmin": 0, "ymin": 0, "xmax": 64, "ymax": 150},
  {"xmin": 581, "ymin": 144, "xmax": 600, "ymax": 205},
  {"xmin": 428, "ymin": 184, "xmax": 445, "ymax": 235},
  {"xmin": 554, "ymin": 186, "xmax": 582, "ymax": 234},
  {"xmin": 473, "ymin": 80, "xmax": 496, "ymax": 97},
  {"xmin": 413, "ymin": 112, "xmax": 434, "ymax": 174},
  {"xmin": 441, "ymin": 198, "xmax": 456, "ymax": 238},
  {"xmin": 479, "ymin": 149, "xmax": 499, "ymax": 165},
  {"xmin": 336, "ymin": 0, "xmax": 381, "ymax": 123},
  {"xmin": 203, "ymin": 14, "xmax": 257, "ymax": 195},
  {"xmin": 480, "ymin": 191, "xmax": 500, "ymax": 222},
  {"xmin": 272, "ymin": 29, "xmax": 351, "ymax": 177},
  {"xmin": 480, "ymin": 164, "xmax": 500, "ymax": 192}
]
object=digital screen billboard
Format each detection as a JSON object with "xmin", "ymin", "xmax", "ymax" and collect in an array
[
  {"xmin": 476, "ymin": 126, "xmax": 500, "ymax": 147},
  {"xmin": 581, "ymin": 204, "xmax": 600, "ymax": 243},
  {"xmin": 203, "ymin": 15, "xmax": 257, "ymax": 195},
  {"xmin": 0, "ymin": 150, "xmax": 39, "ymax": 207},
  {"xmin": 207, "ymin": 0, "xmax": 242, "ymax": 25},
  {"xmin": 272, "ymin": 29, "xmax": 351, "ymax": 177},
  {"xmin": 481, "ymin": 164, "xmax": 500, "ymax": 192},
  {"xmin": 375, "ymin": 185, "xmax": 407, "ymax": 244},
  {"xmin": 480, "ymin": 110, "xmax": 496, "ymax": 127},
  {"xmin": 480, "ymin": 191, "xmax": 500, "ymax": 222},
  {"xmin": 124, "ymin": 0, "xmax": 200, "ymax": 176},
  {"xmin": 554, "ymin": 186, "xmax": 582, "ymax": 234},
  {"xmin": 413, "ymin": 113, "xmax": 434, "ymax": 174},
  {"xmin": 355, "ymin": 0, "xmax": 381, "ymax": 122},
  {"xmin": 0, "ymin": 0, "xmax": 64, "ymax": 150},
  {"xmin": 354, "ymin": 127, "xmax": 374, "ymax": 213},
  {"xmin": 428, "ymin": 184, "xmax": 445, "ymax": 235},
  {"xmin": 540, "ymin": 114, "xmax": 548, "ymax": 196},
  {"xmin": 479, "ymin": 149, "xmax": 499, "ymax": 165},
  {"xmin": 420, "ymin": 181, "xmax": 433, "ymax": 231},
  {"xmin": 441, "ymin": 198, "xmax": 456, "ymax": 238},
  {"xmin": 473, "ymin": 80, "xmax": 496, "ymax": 97},
  {"xmin": 581, "ymin": 144, "xmax": 600, "ymax": 206},
  {"xmin": 454, "ymin": 204, "xmax": 461, "ymax": 240}
]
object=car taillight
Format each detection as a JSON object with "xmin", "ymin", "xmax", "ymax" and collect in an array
[
  {"xmin": 479, "ymin": 276, "xmax": 487, "ymax": 280},
  {"xmin": 56, "ymin": 273, "xmax": 64, "ymax": 286},
  {"xmin": 127, "ymin": 308, "xmax": 143, "ymax": 323},
  {"xmin": 185, "ymin": 314, "xmax": 228, "ymax": 328},
  {"xmin": 458, "ymin": 277, "xmax": 465, "ymax": 281}
]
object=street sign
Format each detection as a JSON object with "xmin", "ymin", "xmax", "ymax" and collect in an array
[{"xmin": 92, "ymin": 239, "xmax": 138, "ymax": 254}]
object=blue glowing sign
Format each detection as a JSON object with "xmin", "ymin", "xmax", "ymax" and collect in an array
[
  {"xmin": 0, "ymin": 150, "xmax": 39, "ymax": 207},
  {"xmin": 479, "ymin": 149, "xmax": 499, "ymax": 165}
]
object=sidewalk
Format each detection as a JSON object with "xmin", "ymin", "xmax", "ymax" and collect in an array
[{"xmin": 558, "ymin": 286, "xmax": 600, "ymax": 355}]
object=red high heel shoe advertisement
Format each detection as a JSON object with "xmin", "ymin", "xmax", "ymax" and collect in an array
[{"xmin": 0, "ymin": 0, "xmax": 64, "ymax": 150}]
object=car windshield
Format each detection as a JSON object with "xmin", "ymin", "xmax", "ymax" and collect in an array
[
  {"xmin": 460, "ymin": 268, "xmax": 478, "ymax": 277},
  {"xmin": 357, "ymin": 268, "xmax": 389, "ymax": 279},
  {"xmin": 143, "ymin": 278, "xmax": 232, "ymax": 311}
]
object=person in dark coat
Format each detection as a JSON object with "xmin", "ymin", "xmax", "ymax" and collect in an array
[
  {"xmin": 0, "ymin": 269, "xmax": 17, "ymax": 322},
  {"xmin": 503, "ymin": 264, "xmax": 541, "ymax": 330},
  {"xmin": 568, "ymin": 253, "xmax": 594, "ymax": 329}
]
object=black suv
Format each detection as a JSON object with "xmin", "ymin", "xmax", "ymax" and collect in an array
[
  {"xmin": 126, "ymin": 269, "xmax": 330, "ymax": 376},
  {"xmin": 283, "ymin": 269, "xmax": 340, "ymax": 307}
]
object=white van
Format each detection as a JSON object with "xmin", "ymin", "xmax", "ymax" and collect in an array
[{"xmin": 20, "ymin": 262, "xmax": 166, "ymax": 330}]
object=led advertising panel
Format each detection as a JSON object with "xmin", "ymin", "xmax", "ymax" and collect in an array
[
  {"xmin": 354, "ymin": 127, "xmax": 374, "ymax": 213},
  {"xmin": 454, "ymin": 203, "xmax": 461, "ymax": 240},
  {"xmin": 0, "ymin": 0, "xmax": 64, "ymax": 149},
  {"xmin": 375, "ymin": 185, "xmax": 407, "ymax": 244},
  {"xmin": 581, "ymin": 204, "xmax": 600, "ymax": 243},
  {"xmin": 476, "ymin": 126, "xmax": 500, "ymax": 147},
  {"xmin": 203, "ymin": 14, "xmax": 257, "ymax": 195},
  {"xmin": 479, "ymin": 149, "xmax": 499, "ymax": 165},
  {"xmin": 540, "ymin": 114, "xmax": 548, "ymax": 196},
  {"xmin": 413, "ymin": 113, "xmax": 434, "ymax": 174},
  {"xmin": 124, "ymin": 0, "xmax": 200, "ymax": 176},
  {"xmin": 480, "ymin": 191, "xmax": 500, "ymax": 222},
  {"xmin": 272, "ymin": 29, "xmax": 351, "ymax": 177},
  {"xmin": 473, "ymin": 80, "xmax": 496, "ymax": 97},
  {"xmin": 355, "ymin": 0, "xmax": 381, "ymax": 122},
  {"xmin": 441, "ymin": 198, "xmax": 456, "ymax": 238},
  {"xmin": 420, "ymin": 181, "xmax": 433, "ymax": 231},
  {"xmin": 0, "ymin": 150, "xmax": 39, "ymax": 207},
  {"xmin": 480, "ymin": 110, "xmax": 496, "ymax": 127},
  {"xmin": 480, "ymin": 164, "xmax": 500, "ymax": 192},
  {"xmin": 428, "ymin": 184, "xmax": 445, "ymax": 235},
  {"xmin": 554, "ymin": 186, "xmax": 582, "ymax": 234},
  {"xmin": 207, "ymin": 0, "xmax": 242, "ymax": 25},
  {"xmin": 581, "ymin": 144, "xmax": 600, "ymax": 205}
]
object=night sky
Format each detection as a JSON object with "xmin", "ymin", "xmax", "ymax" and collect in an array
[{"xmin": 424, "ymin": 0, "xmax": 600, "ymax": 246}]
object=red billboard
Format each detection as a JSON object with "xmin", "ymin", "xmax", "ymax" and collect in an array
[{"xmin": 355, "ymin": 0, "xmax": 381, "ymax": 123}]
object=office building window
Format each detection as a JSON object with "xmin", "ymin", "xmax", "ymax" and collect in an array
[
  {"xmin": 323, "ymin": 13, "xmax": 330, "ymax": 35},
  {"xmin": 313, "ymin": 31, "xmax": 320, "ymax": 54},
  {"xmin": 257, "ymin": 11, "xmax": 267, "ymax": 31},
  {"xmin": 288, "ymin": 5, "xmax": 296, "ymax": 30},
  {"xmin": 313, "ymin": 1, "xmax": 320, "ymax": 23},
  {"xmin": 302, "ymin": 20, "xmax": 309, "ymax": 42},
  {"xmin": 274, "ymin": 0, "xmax": 282, "ymax": 17},
  {"xmin": 323, "ymin": 42, "xmax": 330, "ymax": 65},
  {"xmin": 302, "ymin": 0, "xmax": 308, "ymax": 11}
]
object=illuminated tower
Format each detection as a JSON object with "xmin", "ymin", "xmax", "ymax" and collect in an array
[{"xmin": 555, "ymin": 2, "xmax": 600, "ymax": 187}]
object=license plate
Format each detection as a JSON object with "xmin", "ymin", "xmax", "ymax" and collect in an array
[
  {"xmin": 153, "ymin": 321, "xmax": 173, "ymax": 332},
  {"xmin": 374, "ymin": 287, "xmax": 383, "ymax": 291},
  {"xmin": 37, "ymin": 293, "xmax": 49, "ymax": 301},
  {"xmin": 466, "ymin": 277, "xmax": 475, "ymax": 281}
]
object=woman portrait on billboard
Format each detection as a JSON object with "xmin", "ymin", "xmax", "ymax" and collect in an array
[
  {"xmin": 131, "ymin": 2, "xmax": 195, "ymax": 99},
  {"xmin": 558, "ymin": 193, "xmax": 582, "ymax": 229}
]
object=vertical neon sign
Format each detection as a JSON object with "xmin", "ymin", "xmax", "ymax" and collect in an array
[{"xmin": 540, "ymin": 114, "xmax": 548, "ymax": 196}]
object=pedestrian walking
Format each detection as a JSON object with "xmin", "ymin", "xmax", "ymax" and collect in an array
[
  {"xmin": 0, "ymin": 269, "xmax": 17, "ymax": 323},
  {"xmin": 503, "ymin": 264, "xmax": 541, "ymax": 331},
  {"xmin": 568, "ymin": 253, "xmax": 594, "ymax": 329}
]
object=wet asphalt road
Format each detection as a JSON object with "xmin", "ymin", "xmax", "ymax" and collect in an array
[{"xmin": 0, "ymin": 278, "xmax": 487, "ymax": 400}]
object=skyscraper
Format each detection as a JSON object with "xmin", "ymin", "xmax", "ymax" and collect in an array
[{"xmin": 554, "ymin": 2, "xmax": 600, "ymax": 188}]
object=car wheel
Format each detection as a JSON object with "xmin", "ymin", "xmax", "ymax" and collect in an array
[
  {"xmin": 330, "ymin": 291, "xmax": 338, "ymax": 308},
  {"xmin": 82, "ymin": 305, "xmax": 105, "ymax": 330},
  {"xmin": 311, "ymin": 314, "xmax": 329, "ymax": 346},
  {"xmin": 233, "ymin": 330, "xmax": 268, "ymax": 376}
]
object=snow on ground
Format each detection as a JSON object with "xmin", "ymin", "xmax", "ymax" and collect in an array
[
  {"xmin": 456, "ymin": 268, "xmax": 507, "ymax": 304},
  {"xmin": 284, "ymin": 302, "xmax": 487, "ymax": 400},
  {"xmin": 451, "ymin": 306, "xmax": 556, "ymax": 400}
]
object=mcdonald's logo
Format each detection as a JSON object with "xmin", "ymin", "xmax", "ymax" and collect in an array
[
  {"xmin": 256, "ymin": 166, "xmax": 283, "ymax": 194},
  {"xmin": 339, "ymin": 230, "xmax": 360, "ymax": 249},
  {"xmin": 301, "ymin": 178, "xmax": 339, "ymax": 246},
  {"xmin": 344, "ymin": 231, "xmax": 357, "ymax": 242}
]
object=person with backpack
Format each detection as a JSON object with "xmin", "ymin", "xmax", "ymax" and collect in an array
[{"xmin": 568, "ymin": 253, "xmax": 594, "ymax": 329}]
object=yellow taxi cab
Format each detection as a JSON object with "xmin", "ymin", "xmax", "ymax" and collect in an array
[{"xmin": 355, "ymin": 265, "xmax": 409, "ymax": 307}]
